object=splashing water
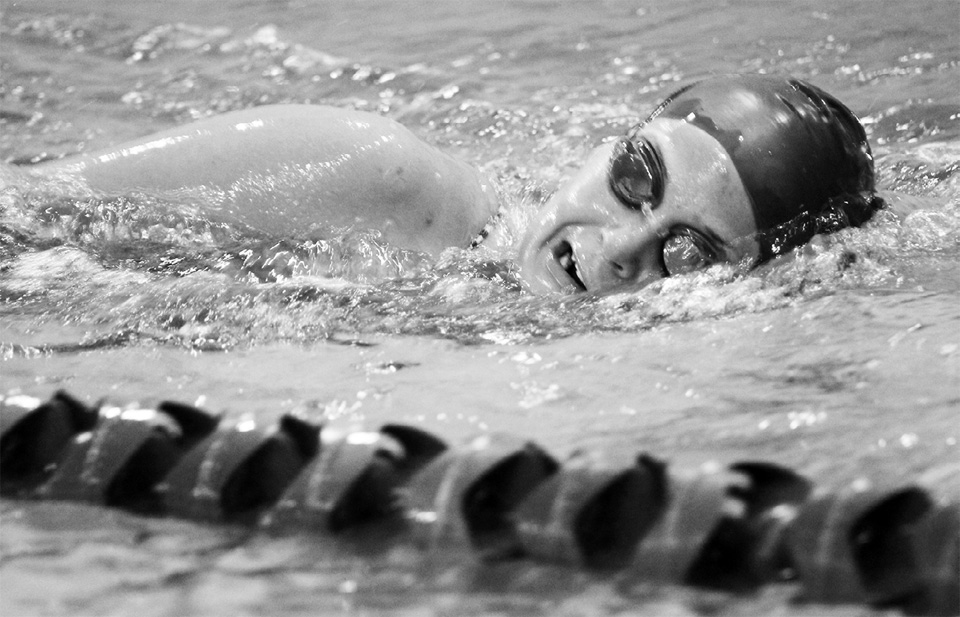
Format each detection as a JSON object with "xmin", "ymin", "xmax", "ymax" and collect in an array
[
  {"xmin": 2, "ymin": 145, "xmax": 958, "ymax": 354},
  {"xmin": 1, "ymin": 3, "xmax": 959, "ymax": 616}
]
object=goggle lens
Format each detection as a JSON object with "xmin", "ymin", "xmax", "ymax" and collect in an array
[{"xmin": 608, "ymin": 137, "xmax": 664, "ymax": 210}]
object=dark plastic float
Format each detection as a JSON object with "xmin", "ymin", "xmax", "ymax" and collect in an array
[{"xmin": 1, "ymin": 391, "xmax": 957, "ymax": 615}]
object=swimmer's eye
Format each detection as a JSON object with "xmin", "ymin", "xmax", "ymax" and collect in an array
[
  {"xmin": 608, "ymin": 136, "xmax": 665, "ymax": 211},
  {"xmin": 661, "ymin": 228, "xmax": 720, "ymax": 277}
]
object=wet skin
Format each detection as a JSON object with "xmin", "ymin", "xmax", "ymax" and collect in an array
[
  {"xmin": 36, "ymin": 105, "xmax": 500, "ymax": 255},
  {"xmin": 28, "ymin": 106, "xmax": 763, "ymax": 294},
  {"xmin": 518, "ymin": 118, "xmax": 762, "ymax": 294}
]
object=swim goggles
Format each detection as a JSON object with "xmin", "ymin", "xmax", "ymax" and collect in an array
[
  {"xmin": 607, "ymin": 135, "xmax": 665, "ymax": 211},
  {"xmin": 607, "ymin": 134, "xmax": 721, "ymax": 277}
]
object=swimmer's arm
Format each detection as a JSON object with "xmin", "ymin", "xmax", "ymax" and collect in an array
[{"xmin": 34, "ymin": 105, "xmax": 499, "ymax": 254}]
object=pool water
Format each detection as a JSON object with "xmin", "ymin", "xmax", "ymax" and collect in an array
[{"xmin": 1, "ymin": 1, "xmax": 958, "ymax": 615}]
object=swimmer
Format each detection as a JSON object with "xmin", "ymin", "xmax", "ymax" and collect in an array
[
  {"xmin": 518, "ymin": 75, "xmax": 882, "ymax": 293},
  {"xmin": 31, "ymin": 74, "xmax": 881, "ymax": 293}
]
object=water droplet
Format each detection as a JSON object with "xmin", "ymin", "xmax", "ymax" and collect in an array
[{"xmin": 899, "ymin": 433, "xmax": 919, "ymax": 448}]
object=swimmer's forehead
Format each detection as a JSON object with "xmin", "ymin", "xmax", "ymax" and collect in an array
[
  {"xmin": 582, "ymin": 119, "xmax": 757, "ymax": 242},
  {"xmin": 632, "ymin": 76, "xmax": 872, "ymax": 234},
  {"xmin": 629, "ymin": 117, "xmax": 734, "ymax": 171},
  {"xmin": 635, "ymin": 118, "xmax": 759, "ymax": 238},
  {"xmin": 637, "ymin": 116, "xmax": 720, "ymax": 139}
]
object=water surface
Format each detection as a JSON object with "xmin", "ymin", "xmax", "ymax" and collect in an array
[{"xmin": 2, "ymin": 1, "xmax": 959, "ymax": 615}]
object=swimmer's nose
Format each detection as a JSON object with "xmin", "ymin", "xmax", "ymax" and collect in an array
[{"xmin": 599, "ymin": 225, "xmax": 662, "ymax": 286}]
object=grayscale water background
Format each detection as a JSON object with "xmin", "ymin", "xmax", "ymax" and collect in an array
[{"xmin": 1, "ymin": 1, "xmax": 958, "ymax": 615}]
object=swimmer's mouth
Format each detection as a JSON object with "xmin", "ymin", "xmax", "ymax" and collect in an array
[{"xmin": 554, "ymin": 240, "xmax": 586, "ymax": 291}]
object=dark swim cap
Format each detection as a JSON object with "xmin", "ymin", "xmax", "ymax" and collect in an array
[{"xmin": 638, "ymin": 75, "xmax": 882, "ymax": 261}]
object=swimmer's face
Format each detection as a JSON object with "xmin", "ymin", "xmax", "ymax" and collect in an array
[{"xmin": 518, "ymin": 118, "xmax": 762, "ymax": 294}]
